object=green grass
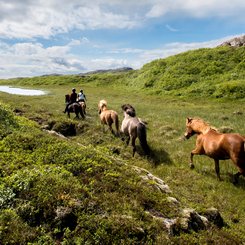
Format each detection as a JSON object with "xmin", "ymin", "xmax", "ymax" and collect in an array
[{"xmin": 0, "ymin": 83, "xmax": 245, "ymax": 244}]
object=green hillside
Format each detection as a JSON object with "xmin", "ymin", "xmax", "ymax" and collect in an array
[
  {"xmin": 132, "ymin": 46, "xmax": 245, "ymax": 98},
  {"xmin": 0, "ymin": 103, "xmax": 178, "ymax": 244},
  {"xmin": 0, "ymin": 45, "xmax": 245, "ymax": 244}
]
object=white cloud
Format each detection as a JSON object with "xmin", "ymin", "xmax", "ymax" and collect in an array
[
  {"xmin": 0, "ymin": 1, "xmax": 244, "ymax": 39},
  {"xmin": 145, "ymin": 0, "xmax": 245, "ymax": 19},
  {"xmin": 165, "ymin": 24, "xmax": 179, "ymax": 32},
  {"xmin": 0, "ymin": 35, "xmax": 243, "ymax": 78},
  {"xmin": 0, "ymin": 41, "xmax": 82, "ymax": 78},
  {"xmin": 0, "ymin": 1, "xmax": 139, "ymax": 39},
  {"xmin": 0, "ymin": 40, "xmax": 129, "ymax": 78}
]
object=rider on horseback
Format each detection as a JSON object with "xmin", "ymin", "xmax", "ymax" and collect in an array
[
  {"xmin": 77, "ymin": 89, "xmax": 86, "ymax": 103},
  {"xmin": 64, "ymin": 88, "xmax": 78, "ymax": 113}
]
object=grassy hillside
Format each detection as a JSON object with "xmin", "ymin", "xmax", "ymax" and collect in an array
[
  {"xmin": 0, "ymin": 46, "xmax": 245, "ymax": 244},
  {"xmin": 133, "ymin": 46, "xmax": 245, "ymax": 98},
  {"xmin": 0, "ymin": 103, "xmax": 180, "ymax": 244}
]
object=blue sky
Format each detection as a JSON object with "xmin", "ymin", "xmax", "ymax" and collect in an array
[{"xmin": 0, "ymin": 0, "xmax": 244, "ymax": 79}]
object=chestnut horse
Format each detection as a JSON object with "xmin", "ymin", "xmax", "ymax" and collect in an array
[
  {"xmin": 184, "ymin": 117, "xmax": 245, "ymax": 183},
  {"xmin": 121, "ymin": 104, "xmax": 150, "ymax": 157},
  {"xmin": 98, "ymin": 99, "xmax": 119, "ymax": 136}
]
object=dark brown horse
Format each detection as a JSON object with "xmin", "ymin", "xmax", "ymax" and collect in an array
[
  {"xmin": 65, "ymin": 94, "xmax": 85, "ymax": 119},
  {"xmin": 184, "ymin": 117, "xmax": 245, "ymax": 183},
  {"xmin": 98, "ymin": 99, "xmax": 119, "ymax": 136},
  {"xmin": 121, "ymin": 104, "xmax": 150, "ymax": 157}
]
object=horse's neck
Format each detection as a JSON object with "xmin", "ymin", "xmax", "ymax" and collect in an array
[
  {"xmin": 195, "ymin": 124, "xmax": 211, "ymax": 134},
  {"xmin": 101, "ymin": 106, "xmax": 107, "ymax": 111},
  {"xmin": 123, "ymin": 112, "xmax": 140, "ymax": 124},
  {"xmin": 123, "ymin": 112, "xmax": 131, "ymax": 118}
]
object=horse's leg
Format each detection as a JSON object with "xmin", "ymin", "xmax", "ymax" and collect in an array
[
  {"xmin": 80, "ymin": 109, "xmax": 85, "ymax": 119},
  {"xmin": 108, "ymin": 123, "xmax": 115, "ymax": 135},
  {"xmin": 233, "ymin": 172, "xmax": 241, "ymax": 185},
  {"xmin": 131, "ymin": 135, "xmax": 136, "ymax": 157},
  {"xmin": 190, "ymin": 152, "xmax": 195, "ymax": 169},
  {"xmin": 114, "ymin": 116, "xmax": 120, "ymax": 137},
  {"xmin": 101, "ymin": 123, "xmax": 105, "ymax": 132},
  {"xmin": 214, "ymin": 159, "xmax": 221, "ymax": 180},
  {"xmin": 190, "ymin": 146, "xmax": 203, "ymax": 169},
  {"xmin": 124, "ymin": 135, "xmax": 130, "ymax": 146},
  {"xmin": 230, "ymin": 155, "xmax": 244, "ymax": 184}
]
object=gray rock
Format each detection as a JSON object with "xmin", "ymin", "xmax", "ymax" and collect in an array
[
  {"xmin": 219, "ymin": 35, "xmax": 245, "ymax": 47},
  {"xmin": 201, "ymin": 207, "xmax": 225, "ymax": 228}
]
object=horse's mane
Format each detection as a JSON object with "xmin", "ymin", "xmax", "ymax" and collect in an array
[
  {"xmin": 121, "ymin": 104, "xmax": 136, "ymax": 117},
  {"xmin": 99, "ymin": 99, "xmax": 107, "ymax": 108},
  {"xmin": 192, "ymin": 117, "xmax": 217, "ymax": 131}
]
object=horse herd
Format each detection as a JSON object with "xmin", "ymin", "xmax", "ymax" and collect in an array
[
  {"xmin": 98, "ymin": 100, "xmax": 150, "ymax": 157},
  {"xmin": 65, "ymin": 97, "xmax": 245, "ymax": 184}
]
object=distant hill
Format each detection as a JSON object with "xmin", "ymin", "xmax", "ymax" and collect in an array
[{"xmin": 78, "ymin": 67, "xmax": 133, "ymax": 76}]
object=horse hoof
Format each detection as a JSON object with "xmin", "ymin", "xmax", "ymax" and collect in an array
[{"xmin": 189, "ymin": 163, "xmax": 195, "ymax": 169}]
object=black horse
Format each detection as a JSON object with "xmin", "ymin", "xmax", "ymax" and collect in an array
[{"xmin": 65, "ymin": 94, "xmax": 85, "ymax": 119}]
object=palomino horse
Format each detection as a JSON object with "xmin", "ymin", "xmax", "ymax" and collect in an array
[
  {"xmin": 121, "ymin": 104, "xmax": 150, "ymax": 157},
  {"xmin": 78, "ymin": 101, "xmax": 86, "ymax": 116},
  {"xmin": 65, "ymin": 94, "xmax": 85, "ymax": 119},
  {"xmin": 184, "ymin": 117, "xmax": 245, "ymax": 183},
  {"xmin": 98, "ymin": 99, "xmax": 119, "ymax": 136}
]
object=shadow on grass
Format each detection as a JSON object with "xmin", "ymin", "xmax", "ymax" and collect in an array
[
  {"xmin": 196, "ymin": 166, "xmax": 245, "ymax": 188},
  {"xmin": 136, "ymin": 145, "xmax": 173, "ymax": 166},
  {"xmin": 226, "ymin": 173, "xmax": 245, "ymax": 189}
]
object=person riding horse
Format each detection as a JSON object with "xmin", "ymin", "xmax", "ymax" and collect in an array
[
  {"xmin": 64, "ymin": 88, "xmax": 78, "ymax": 113},
  {"xmin": 78, "ymin": 89, "xmax": 86, "ymax": 103}
]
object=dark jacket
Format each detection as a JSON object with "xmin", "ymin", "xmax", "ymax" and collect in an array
[{"xmin": 70, "ymin": 92, "xmax": 77, "ymax": 103}]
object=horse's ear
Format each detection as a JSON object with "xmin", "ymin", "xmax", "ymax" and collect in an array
[{"xmin": 186, "ymin": 117, "xmax": 192, "ymax": 123}]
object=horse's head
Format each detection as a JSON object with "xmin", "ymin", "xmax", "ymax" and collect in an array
[
  {"xmin": 184, "ymin": 117, "xmax": 196, "ymax": 139},
  {"xmin": 98, "ymin": 100, "xmax": 107, "ymax": 114},
  {"xmin": 65, "ymin": 94, "xmax": 70, "ymax": 103},
  {"xmin": 184, "ymin": 117, "xmax": 211, "ymax": 139},
  {"xmin": 121, "ymin": 104, "xmax": 136, "ymax": 117}
]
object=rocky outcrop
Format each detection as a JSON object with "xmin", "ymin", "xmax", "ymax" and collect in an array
[
  {"xmin": 219, "ymin": 35, "xmax": 245, "ymax": 47},
  {"xmin": 133, "ymin": 166, "xmax": 225, "ymax": 236},
  {"xmin": 149, "ymin": 207, "xmax": 224, "ymax": 236}
]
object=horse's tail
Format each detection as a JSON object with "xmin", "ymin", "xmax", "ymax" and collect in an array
[
  {"xmin": 114, "ymin": 114, "xmax": 120, "ymax": 136},
  {"xmin": 78, "ymin": 103, "xmax": 85, "ymax": 119},
  {"xmin": 137, "ymin": 122, "xmax": 150, "ymax": 155}
]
